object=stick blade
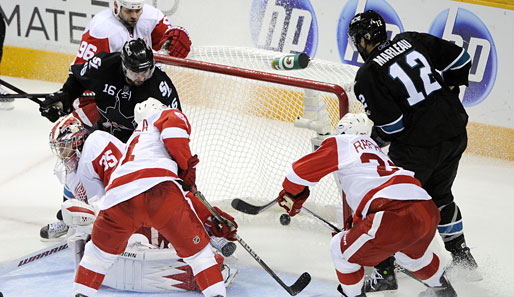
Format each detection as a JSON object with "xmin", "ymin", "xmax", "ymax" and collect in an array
[
  {"xmin": 288, "ymin": 272, "xmax": 311, "ymax": 296},
  {"xmin": 231, "ymin": 198, "xmax": 261, "ymax": 215}
]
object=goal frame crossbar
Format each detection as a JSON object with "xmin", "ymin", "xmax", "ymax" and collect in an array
[{"xmin": 154, "ymin": 54, "xmax": 349, "ymax": 118}]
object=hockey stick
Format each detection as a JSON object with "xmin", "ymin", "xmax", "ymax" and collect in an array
[
  {"xmin": 231, "ymin": 197, "xmax": 341, "ymax": 231},
  {"xmin": 194, "ymin": 191, "xmax": 311, "ymax": 296},
  {"xmin": 232, "ymin": 197, "xmax": 426, "ymax": 285},
  {"xmin": 0, "ymin": 93, "xmax": 50, "ymax": 99},
  {"xmin": 0, "ymin": 78, "xmax": 43, "ymax": 105},
  {"xmin": 0, "ymin": 240, "xmax": 68, "ymax": 276},
  {"xmin": 230, "ymin": 197, "xmax": 277, "ymax": 215}
]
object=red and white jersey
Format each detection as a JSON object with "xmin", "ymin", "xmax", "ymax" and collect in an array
[
  {"xmin": 283, "ymin": 134, "xmax": 431, "ymax": 220},
  {"xmin": 75, "ymin": 131, "xmax": 125, "ymax": 201},
  {"xmin": 72, "ymin": 4, "xmax": 172, "ymax": 65},
  {"xmin": 103, "ymin": 109, "xmax": 192, "ymax": 210},
  {"xmin": 64, "ymin": 170, "xmax": 88, "ymax": 202}
]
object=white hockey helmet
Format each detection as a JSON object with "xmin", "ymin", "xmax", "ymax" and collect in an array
[
  {"xmin": 336, "ymin": 112, "xmax": 372, "ymax": 136},
  {"xmin": 113, "ymin": 0, "xmax": 145, "ymax": 17},
  {"xmin": 49, "ymin": 114, "xmax": 88, "ymax": 172},
  {"xmin": 134, "ymin": 97, "xmax": 168, "ymax": 124}
]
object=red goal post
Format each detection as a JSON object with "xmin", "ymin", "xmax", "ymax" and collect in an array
[
  {"xmin": 155, "ymin": 54, "xmax": 350, "ymax": 118},
  {"xmin": 155, "ymin": 46, "xmax": 362, "ymax": 226}
]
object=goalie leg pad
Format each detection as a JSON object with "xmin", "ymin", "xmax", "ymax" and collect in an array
[{"xmin": 68, "ymin": 232, "xmax": 91, "ymax": 272}]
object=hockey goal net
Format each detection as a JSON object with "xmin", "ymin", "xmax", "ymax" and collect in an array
[{"xmin": 155, "ymin": 46, "xmax": 363, "ymax": 225}]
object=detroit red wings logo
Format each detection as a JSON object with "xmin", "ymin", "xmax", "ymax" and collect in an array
[{"xmin": 75, "ymin": 182, "xmax": 88, "ymax": 202}]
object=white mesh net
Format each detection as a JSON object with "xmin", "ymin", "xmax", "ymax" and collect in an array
[{"xmin": 157, "ymin": 46, "xmax": 363, "ymax": 223}]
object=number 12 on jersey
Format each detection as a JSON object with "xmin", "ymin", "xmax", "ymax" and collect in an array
[{"xmin": 388, "ymin": 50, "xmax": 441, "ymax": 106}]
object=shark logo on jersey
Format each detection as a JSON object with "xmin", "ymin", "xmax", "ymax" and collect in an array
[
  {"xmin": 337, "ymin": 0, "xmax": 404, "ymax": 66},
  {"xmin": 250, "ymin": 0, "xmax": 318, "ymax": 56},
  {"xmin": 98, "ymin": 89, "xmax": 135, "ymax": 134},
  {"xmin": 429, "ymin": 8, "xmax": 497, "ymax": 107}
]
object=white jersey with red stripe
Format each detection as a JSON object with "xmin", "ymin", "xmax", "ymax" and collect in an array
[
  {"xmin": 103, "ymin": 108, "xmax": 192, "ymax": 210},
  {"xmin": 73, "ymin": 4, "xmax": 172, "ymax": 65},
  {"xmin": 283, "ymin": 134, "xmax": 430, "ymax": 220},
  {"xmin": 75, "ymin": 130, "xmax": 125, "ymax": 201},
  {"xmin": 64, "ymin": 170, "xmax": 88, "ymax": 202}
]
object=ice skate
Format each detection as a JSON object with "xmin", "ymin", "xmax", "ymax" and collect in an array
[
  {"xmin": 210, "ymin": 235, "xmax": 237, "ymax": 257},
  {"xmin": 446, "ymin": 236, "xmax": 482, "ymax": 281},
  {"xmin": 363, "ymin": 257, "xmax": 398, "ymax": 292},
  {"xmin": 40, "ymin": 220, "xmax": 69, "ymax": 241},
  {"xmin": 418, "ymin": 272, "xmax": 457, "ymax": 297}
]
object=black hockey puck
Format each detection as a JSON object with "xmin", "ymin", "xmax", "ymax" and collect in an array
[{"xmin": 280, "ymin": 213, "xmax": 291, "ymax": 226}]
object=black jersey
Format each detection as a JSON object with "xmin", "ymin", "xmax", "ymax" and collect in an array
[
  {"xmin": 354, "ymin": 32, "xmax": 471, "ymax": 147},
  {"xmin": 62, "ymin": 51, "xmax": 181, "ymax": 142}
]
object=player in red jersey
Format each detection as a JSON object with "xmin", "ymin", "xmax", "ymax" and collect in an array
[{"xmin": 277, "ymin": 113, "xmax": 457, "ymax": 297}]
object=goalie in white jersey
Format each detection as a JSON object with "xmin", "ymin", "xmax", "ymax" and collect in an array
[
  {"xmin": 48, "ymin": 114, "xmax": 236, "ymax": 295},
  {"xmin": 72, "ymin": 99, "xmax": 238, "ymax": 297},
  {"xmin": 276, "ymin": 113, "xmax": 457, "ymax": 297}
]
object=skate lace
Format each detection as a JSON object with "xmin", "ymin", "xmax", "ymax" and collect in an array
[
  {"xmin": 210, "ymin": 236, "xmax": 229, "ymax": 251},
  {"xmin": 367, "ymin": 268, "xmax": 384, "ymax": 289},
  {"xmin": 49, "ymin": 221, "xmax": 68, "ymax": 232}
]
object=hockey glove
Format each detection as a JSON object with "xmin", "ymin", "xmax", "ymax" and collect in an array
[
  {"xmin": 158, "ymin": 26, "xmax": 192, "ymax": 58},
  {"xmin": 178, "ymin": 154, "xmax": 199, "ymax": 189},
  {"xmin": 370, "ymin": 126, "xmax": 391, "ymax": 148},
  {"xmin": 204, "ymin": 207, "xmax": 238, "ymax": 241},
  {"xmin": 39, "ymin": 91, "xmax": 70, "ymax": 122},
  {"xmin": 278, "ymin": 187, "xmax": 310, "ymax": 217}
]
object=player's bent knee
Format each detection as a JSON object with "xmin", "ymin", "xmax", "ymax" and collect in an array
[
  {"xmin": 81, "ymin": 240, "xmax": 118, "ymax": 275},
  {"xmin": 329, "ymin": 231, "xmax": 361, "ymax": 273},
  {"xmin": 183, "ymin": 244, "xmax": 219, "ymax": 275}
]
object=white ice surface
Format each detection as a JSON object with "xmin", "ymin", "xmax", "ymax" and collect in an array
[{"xmin": 0, "ymin": 77, "xmax": 513, "ymax": 296}]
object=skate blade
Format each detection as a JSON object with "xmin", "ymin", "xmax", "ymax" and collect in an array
[{"xmin": 224, "ymin": 268, "xmax": 239, "ymax": 288}]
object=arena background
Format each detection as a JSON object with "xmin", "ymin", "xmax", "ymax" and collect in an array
[{"xmin": 1, "ymin": 0, "xmax": 513, "ymax": 160}]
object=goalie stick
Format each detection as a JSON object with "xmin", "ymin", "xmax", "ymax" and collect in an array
[
  {"xmin": 0, "ymin": 240, "xmax": 69, "ymax": 276},
  {"xmin": 194, "ymin": 191, "xmax": 311, "ymax": 296}
]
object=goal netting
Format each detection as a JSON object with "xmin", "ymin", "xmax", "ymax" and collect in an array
[{"xmin": 155, "ymin": 46, "xmax": 363, "ymax": 225}]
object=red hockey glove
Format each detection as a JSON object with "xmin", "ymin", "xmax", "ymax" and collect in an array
[
  {"xmin": 205, "ymin": 207, "xmax": 238, "ymax": 241},
  {"xmin": 277, "ymin": 187, "xmax": 310, "ymax": 217},
  {"xmin": 158, "ymin": 26, "xmax": 191, "ymax": 58},
  {"xmin": 178, "ymin": 154, "xmax": 199, "ymax": 189}
]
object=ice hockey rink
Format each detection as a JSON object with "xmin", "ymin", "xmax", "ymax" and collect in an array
[{"xmin": 0, "ymin": 77, "xmax": 513, "ymax": 296}]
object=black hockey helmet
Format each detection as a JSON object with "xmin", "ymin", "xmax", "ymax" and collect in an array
[
  {"xmin": 121, "ymin": 39, "xmax": 155, "ymax": 86},
  {"xmin": 348, "ymin": 10, "xmax": 387, "ymax": 48}
]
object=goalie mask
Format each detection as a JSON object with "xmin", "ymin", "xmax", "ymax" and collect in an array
[
  {"xmin": 49, "ymin": 114, "xmax": 88, "ymax": 172},
  {"xmin": 348, "ymin": 10, "xmax": 387, "ymax": 60},
  {"xmin": 336, "ymin": 113, "xmax": 372, "ymax": 136},
  {"xmin": 134, "ymin": 97, "xmax": 168, "ymax": 124},
  {"xmin": 121, "ymin": 39, "xmax": 155, "ymax": 86}
]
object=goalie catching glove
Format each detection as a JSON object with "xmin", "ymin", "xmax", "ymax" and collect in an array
[
  {"xmin": 158, "ymin": 26, "xmax": 192, "ymax": 58},
  {"xmin": 277, "ymin": 187, "xmax": 310, "ymax": 217},
  {"xmin": 204, "ymin": 207, "xmax": 238, "ymax": 241}
]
